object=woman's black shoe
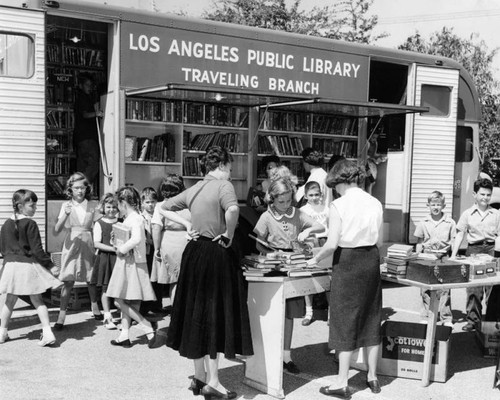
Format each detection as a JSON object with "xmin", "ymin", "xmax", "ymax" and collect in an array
[
  {"xmin": 110, "ymin": 338, "xmax": 131, "ymax": 348},
  {"xmin": 188, "ymin": 378, "xmax": 206, "ymax": 396},
  {"xmin": 53, "ymin": 323, "xmax": 64, "ymax": 331},
  {"xmin": 367, "ymin": 379, "xmax": 381, "ymax": 393},
  {"xmin": 283, "ymin": 361, "xmax": 300, "ymax": 374},
  {"xmin": 200, "ymin": 384, "xmax": 237, "ymax": 399},
  {"xmin": 319, "ymin": 385, "xmax": 351, "ymax": 399},
  {"xmin": 93, "ymin": 313, "xmax": 104, "ymax": 321}
]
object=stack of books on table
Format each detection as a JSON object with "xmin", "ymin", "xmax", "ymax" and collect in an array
[
  {"xmin": 242, "ymin": 252, "xmax": 330, "ymax": 277},
  {"xmin": 384, "ymin": 244, "xmax": 417, "ymax": 277}
]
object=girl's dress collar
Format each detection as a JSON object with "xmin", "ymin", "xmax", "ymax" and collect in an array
[{"xmin": 269, "ymin": 205, "xmax": 295, "ymax": 220}]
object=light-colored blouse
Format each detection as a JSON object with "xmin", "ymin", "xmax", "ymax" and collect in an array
[{"xmin": 333, "ymin": 187, "xmax": 383, "ymax": 248}]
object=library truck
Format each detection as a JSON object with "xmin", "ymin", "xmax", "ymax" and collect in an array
[{"xmin": 0, "ymin": 0, "xmax": 481, "ymax": 252}]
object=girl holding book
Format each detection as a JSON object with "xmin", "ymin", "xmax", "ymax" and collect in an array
[
  {"xmin": 253, "ymin": 178, "xmax": 324, "ymax": 374},
  {"xmin": 105, "ymin": 186, "xmax": 157, "ymax": 348},
  {"xmin": 54, "ymin": 172, "xmax": 100, "ymax": 330},
  {"xmin": 0, "ymin": 189, "xmax": 62, "ymax": 346},
  {"xmin": 89, "ymin": 193, "xmax": 119, "ymax": 329}
]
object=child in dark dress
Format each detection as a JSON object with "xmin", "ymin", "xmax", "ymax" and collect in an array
[{"xmin": 90, "ymin": 193, "xmax": 119, "ymax": 329}]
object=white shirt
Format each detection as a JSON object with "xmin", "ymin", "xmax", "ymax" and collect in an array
[
  {"xmin": 295, "ymin": 167, "xmax": 332, "ymax": 206},
  {"xmin": 333, "ymin": 187, "xmax": 383, "ymax": 248}
]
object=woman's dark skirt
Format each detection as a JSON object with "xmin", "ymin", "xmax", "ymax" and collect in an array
[
  {"xmin": 329, "ymin": 245, "xmax": 382, "ymax": 352},
  {"xmin": 166, "ymin": 237, "xmax": 254, "ymax": 359}
]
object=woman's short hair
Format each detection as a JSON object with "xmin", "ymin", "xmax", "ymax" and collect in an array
[
  {"xmin": 200, "ymin": 146, "xmax": 233, "ymax": 173},
  {"xmin": 265, "ymin": 178, "xmax": 294, "ymax": 204},
  {"xmin": 326, "ymin": 159, "xmax": 366, "ymax": 188},
  {"xmin": 65, "ymin": 172, "xmax": 92, "ymax": 200},
  {"xmin": 269, "ymin": 165, "xmax": 299, "ymax": 187},
  {"xmin": 301, "ymin": 148, "xmax": 324, "ymax": 167},
  {"xmin": 327, "ymin": 155, "xmax": 346, "ymax": 172},
  {"xmin": 157, "ymin": 174, "xmax": 185, "ymax": 201}
]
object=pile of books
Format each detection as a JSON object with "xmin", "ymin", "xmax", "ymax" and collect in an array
[
  {"xmin": 384, "ymin": 244, "xmax": 416, "ymax": 276},
  {"xmin": 241, "ymin": 252, "xmax": 329, "ymax": 277}
]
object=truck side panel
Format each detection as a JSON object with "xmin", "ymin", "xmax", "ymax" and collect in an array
[{"xmin": 0, "ymin": 7, "xmax": 46, "ymax": 242}]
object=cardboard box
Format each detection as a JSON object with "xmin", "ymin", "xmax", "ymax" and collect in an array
[
  {"xmin": 349, "ymin": 321, "xmax": 452, "ymax": 383},
  {"xmin": 476, "ymin": 321, "xmax": 500, "ymax": 358}
]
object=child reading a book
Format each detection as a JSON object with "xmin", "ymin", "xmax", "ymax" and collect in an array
[
  {"xmin": 253, "ymin": 178, "xmax": 324, "ymax": 374},
  {"xmin": 139, "ymin": 187, "xmax": 162, "ymax": 314},
  {"xmin": 300, "ymin": 181, "xmax": 329, "ymax": 326},
  {"xmin": 106, "ymin": 186, "xmax": 157, "ymax": 348},
  {"xmin": 90, "ymin": 193, "xmax": 119, "ymax": 329},
  {"xmin": 414, "ymin": 191, "xmax": 456, "ymax": 327},
  {"xmin": 54, "ymin": 172, "xmax": 99, "ymax": 330},
  {"xmin": 0, "ymin": 189, "xmax": 62, "ymax": 346}
]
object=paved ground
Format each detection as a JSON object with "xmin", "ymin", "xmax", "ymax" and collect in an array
[{"xmin": 0, "ymin": 282, "xmax": 499, "ymax": 400}]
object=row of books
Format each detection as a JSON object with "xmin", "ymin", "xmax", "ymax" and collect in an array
[
  {"xmin": 312, "ymin": 138, "xmax": 357, "ymax": 156},
  {"xmin": 126, "ymin": 99, "xmax": 182, "ymax": 123},
  {"xmin": 46, "ymin": 177, "xmax": 67, "ymax": 196},
  {"xmin": 257, "ymin": 135, "xmax": 305, "ymax": 156},
  {"xmin": 46, "ymin": 155, "xmax": 70, "ymax": 175},
  {"xmin": 126, "ymin": 134, "xmax": 176, "ymax": 163},
  {"xmin": 125, "ymin": 99, "xmax": 249, "ymax": 128},
  {"xmin": 260, "ymin": 110, "xmax": 357, "ymax": 136},
  {"xmin": 185, "ymin": 131, "xmax": 245, "ymax": 153},
  {"xmin": 312, "ymin": 116, "xmax": 357, "ymax": 136},
  {"xmin": 262, "ymin": 111, "xmax": 311, "ymax": 132},
  {"xmin": 62, "ymin": 46, "xmax": 105, "ymax": 68},
  {"xmin": 46, "ymin": 109, "xmax": 74, "ymax": 130},
  {"xmin": 183, "ymin": 156, "xmax": 203, "ymax": 177}
]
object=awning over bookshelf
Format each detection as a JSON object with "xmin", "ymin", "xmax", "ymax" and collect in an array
[{"xmin": 125, "ymin": 83, "xmax": 429, "ymax": 118}]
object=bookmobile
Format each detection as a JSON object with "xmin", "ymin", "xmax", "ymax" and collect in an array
[{"xmin": 0, "ymin": 0, "xmax": 481, "ymax": 254}]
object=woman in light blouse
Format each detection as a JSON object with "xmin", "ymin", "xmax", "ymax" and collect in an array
[{"xmin": 307, "ymin": 159, "xmax": 384, "ymax": 398}]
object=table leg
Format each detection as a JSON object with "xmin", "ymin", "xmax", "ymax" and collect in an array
[
  {"xmin": 244, "ymin": 281, "xmax": 286, "ymax": 398},
  {"xmin": 421, "ymin": 289, "xmax": 439, "ymax": 386}
]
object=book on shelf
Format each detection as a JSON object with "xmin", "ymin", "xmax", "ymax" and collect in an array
[
  {"xmin": 112, "ymin": 222, "xmax": 131, "ymax": 248},
  {"xmin": 132, "ymin": 133, "xmax": 176, "ymax": 162}
]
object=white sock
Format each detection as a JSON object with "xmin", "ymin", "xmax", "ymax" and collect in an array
[
  {"xmin": 305, "ymin": 306, "xmax": 313, "ymax": 318},
  {"xmin": 42, "ymin": 326, "xmax": 54, "ymax": 338},
  {"xmin": 104, "ymin": 312, "xmax": 112, "ymax": 320},
  {"xmin": 56, "ymin": 310, "xmax": 66, "ymax": 324},
  {"xmin": 0, "ymin": 327, "xmax": 7, "ymax": 337},
  {"xmin": 283, "ymin": 350, "xmax": 292, "ymax": 363}
]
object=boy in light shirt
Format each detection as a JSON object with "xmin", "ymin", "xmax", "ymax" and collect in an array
[{"xmin": 414, "ymin": 191, "xmax": 456, "ymax": 327}]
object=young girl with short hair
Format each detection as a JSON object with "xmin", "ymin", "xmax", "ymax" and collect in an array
[
  {"xmin": 90, "ymin": 193, "xmax": 119, "ymax": 329},
  {"xmin": 105, "ymin": 186, "xmax": 157, "ymax": 348},
  {"xmin": 0, "ymin": 189, "xmax": 62, "ymax": 346},
  {"xmin": 54, "ymin": 172, "xmax": 99, "ymax": 330},
  {"xmin": 254, "ymin": 178, "xmax": 324, "ymax": 374}
]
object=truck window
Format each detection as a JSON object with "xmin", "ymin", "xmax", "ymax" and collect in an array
[
  {"xmin": 420, "ymin": 84, "xmax": 451, "ymax": 116},
  {"xmin": 0, "ymin": 32, "xmax": 34, "ymax": 78},
  {"xmin": 455, "ymin": 126, "xmax": 473, "ymax": 162}
]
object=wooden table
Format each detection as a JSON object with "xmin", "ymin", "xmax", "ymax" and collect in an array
[
  {"xmin": 382, "ymin": 273, "xmax": 500, "ymax": 386},
  {"xmin": 243, "ymin": 273, "xmax": 330, "ymax": 398}
]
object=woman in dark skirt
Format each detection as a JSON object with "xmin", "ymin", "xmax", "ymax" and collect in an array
[
  {"xmin": 308, "ymin": 159, "xmax": 384, "ymax": 399},
  {"xmin": 160, "ymin": 146, "xmax": 253, "ymax": 399}
]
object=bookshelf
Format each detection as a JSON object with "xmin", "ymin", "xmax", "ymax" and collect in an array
[
  {"xmin": 257, "ymin": 109, "xmax": 359, "ymax": 182},
  {"xmin": 45, "ymin": 17, "xmax": 107, "ymax": 199},
  {"xmin": 124, "ymin": 99, "xmax": 250, "ymax": 200}
]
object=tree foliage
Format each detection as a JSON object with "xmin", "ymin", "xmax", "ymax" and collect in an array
[
  {"xmin": 399, "ymin": 28, "xmax": 500, "ymax": 178},
  {"xmin": 202, "ymin": 0, "xmax": 386, "ymax": 43}
]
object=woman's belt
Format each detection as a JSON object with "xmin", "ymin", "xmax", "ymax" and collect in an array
[{"xmin": 70, "ymin": 227, "xmax": 91, "ymax": 232}]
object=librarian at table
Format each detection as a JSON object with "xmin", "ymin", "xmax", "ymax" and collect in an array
[
  {"xmin": 73, "ymin": 74, "xmax": 103, "ymax": 187},
  {"xmin": 307, "ymin": 159, "xmax": 384, "ymax": 398}
]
